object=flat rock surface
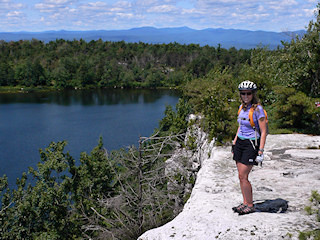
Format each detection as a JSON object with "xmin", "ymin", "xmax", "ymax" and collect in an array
[{"xmin": 138, "ymin": 134, "xmax": 320, "ymax": 240}]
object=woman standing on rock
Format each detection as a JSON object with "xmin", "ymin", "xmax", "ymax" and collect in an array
[{"xmin": 232, "ymin": 80, "xmax": 267, "ymax": 215}]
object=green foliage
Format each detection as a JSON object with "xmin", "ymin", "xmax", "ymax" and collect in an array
[
  {"xmin": 0, "ymin": 60, "xmax": 15, "ymax": 86},
  {"xmin": 280, "ymin": 4, "xmax": 320, "ymax": 98},
  {"xmin": 0, "ymin": 39, "xmax": 251, "ymax": 89},
  {"xmin": 186, "ymin": 134, "xmax": 197, "ymax": 151},
  {"xmin": 271, "ymin": 86, "xmax": 320, "ymax": 134},
  {"xmin": 71, "ymin": 137, "xmax": 115, "ymax": 209},
  {"xmin": 75, "ymin": 134, "xmax": 183, "ymax": 239},
  {"xmin": 299, "ymin": 191, "xmax": 320, "ymax": 240},
  {"xmin": 0, "ymin": 139, "xmax": 117, "ymax": 239},
  {"xmin": 238, "ymin": 48, "xmax": 277, "ymax": 105},
  {"xmin": 158, "ymin": 97, "xmax": 192, "ymax": 135},
  {"xmin": 14, "ymin": 59, "xmax": 46, "ymax": 87},
  {"xmin": 0, "ymin": 135, "xmax": 181, "ymax": 239},
  {"xmin": 0, "ymin": 141, "xmax": 79, "ymax": 239},
  {"xmin": 307, "ymin": 191, "xmax": 320, "ymax": 221},
  {"xmin": 268, "ymin": 128, "xmax": 294, "ymax": 135},
  {"xmin": 242, "ymin": 4, "xmax": 320, "ymax": 99},
  {"xmin": 183, "ymin": 67, "xmax": 238, "ymax": 144}
]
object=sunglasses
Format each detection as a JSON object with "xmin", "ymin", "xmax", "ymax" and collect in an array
[{"xmin": 240, "ymin": 92, "xmax": 252, "ymax": 96}]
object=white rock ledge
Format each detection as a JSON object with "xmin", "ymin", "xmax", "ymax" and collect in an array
[{"xmin": 138, "ymin": 134, "xmax": 320, "ymax": 240}]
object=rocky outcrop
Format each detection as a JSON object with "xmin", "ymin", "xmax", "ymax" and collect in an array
[
  {"xmin": 139, "ymin": 133, "xmax": 320, "ymax": 240},
  {"xmin": 165, "ymin": 114, "xmax": 215, "ymax": 214}
]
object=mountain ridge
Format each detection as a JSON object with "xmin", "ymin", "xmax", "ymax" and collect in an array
[{"xmin": 0, "ymin": 27, "xmax": 305, "ymax": 49}]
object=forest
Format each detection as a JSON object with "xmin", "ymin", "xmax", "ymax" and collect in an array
[
  {"xmin": 0, "ymin": 38, "xmax": 250, "ymax": 89},
  {"xmin": 0, "ymin": 3, "xmax": 320, "ymax": 240}
]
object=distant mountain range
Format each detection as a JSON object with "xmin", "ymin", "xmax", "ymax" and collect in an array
[{"xmin": 0, "ymin": 27, "xmax": 305, "ymax": 49}]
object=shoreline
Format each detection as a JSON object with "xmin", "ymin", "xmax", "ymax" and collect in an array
[{"xmin": 0, "ymin": 86, "xmax": 181, "ymax": 94}]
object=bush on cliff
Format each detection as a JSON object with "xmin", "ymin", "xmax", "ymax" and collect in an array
[
  {"xmin": 183, "ymin": 67, "xmax": 239, "ymax": 144},
  {"xmin": 299, "ymin": 190, "xmax": 320, "ymax": 240}
]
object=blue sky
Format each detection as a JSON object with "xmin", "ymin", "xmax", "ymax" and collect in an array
[{"xmin": 0, "ymin": 0, "xmax": 318, "ymax": 32}]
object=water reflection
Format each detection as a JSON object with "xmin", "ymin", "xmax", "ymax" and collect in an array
[
  {"xmin": 0, "ymin": 88, "xmax": 180, "ymax": 186},
  {"xmin": 0, "ymin": 89, "xmax": 180, "ymax": 105}
]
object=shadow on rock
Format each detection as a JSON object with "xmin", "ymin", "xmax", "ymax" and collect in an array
[{"xmin": 254, "ymin": 198, "xmax": 288, "ymax": 213}]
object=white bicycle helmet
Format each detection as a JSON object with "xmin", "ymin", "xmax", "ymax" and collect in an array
[{"xmin": 238, "ymin": 80, "xmax": 257, "ymax": 91}]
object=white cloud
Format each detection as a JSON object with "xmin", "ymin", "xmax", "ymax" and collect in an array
[
  {"xmin": 74, "ymin": 20, "xmax": 83, "ymax": 25},
  {"xmin": 59, "ymin": 0, "xmax": 76, "ymax": 3},
  {"xmin": 43, "ymin": 0, "xmax": 77, "ymax": 4},
  {"xmin": 35, "ymin": 3, "xmax": 57, "ymax": 12},
  {"xmin": 303, "ymin": 8, "xmax": 316, "ymax": 17},
  {"xmin": 0, "ymin": 0, "xmax": 317, "ymax": 32},
  {"xmin": 136, "ymin": 0, "xmax": 163, "ymax": 7},
  {"xmin": 0, "ymin": 0, "xmax": 23, "ymax": 10},
  {"xmin": 106, "ymin": 7, "xmax": 119, "ymax": 12},
  {"xmin": 277, "ymin": 0, "xmax": 298, "ymax": 6},
  {"xmin": 114, "ymin": 1, "xmax": 132, "ymax": 8},
  {"xmin": 7, "ymin": 11, "xmax": 22, "ymax": 17},
  {"xmin": 116, "ymin": 12, "xmax": 134, "ymax": 18},
  {"xmin": 79, "ymin": 1, "xmax": 108, "ymax": 12},
  {"xmin": 178, "ymin": 0, "xmax": 318, "ymax": 31},
  {"xmin": 35, "ymin": 0, "xmax": 77, "ymax": 12},
  {"xmin": 86, "ymin": 1, "xmax": 108, "ymax": 8},
  {"xmin": 147, "ymin": 4, "xmax": 177, "ymax": 13},
  {"xmin": 181, "ymin": 8, "xmax": 201, "ymax": 14}
]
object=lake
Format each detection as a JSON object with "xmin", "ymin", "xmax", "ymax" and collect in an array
[{"xmin": 0, "ymin": 89, "xmax": 180, "ymax": 186}]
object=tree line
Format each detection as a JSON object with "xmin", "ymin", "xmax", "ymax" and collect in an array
[{"xmin": 0, "ymin": 39, "xmax": 250, "ymax": 89}]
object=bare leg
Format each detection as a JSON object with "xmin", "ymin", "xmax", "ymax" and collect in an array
[{"xmin": 236, "ymin": 162, "xmax": 253, "ymax": 207}]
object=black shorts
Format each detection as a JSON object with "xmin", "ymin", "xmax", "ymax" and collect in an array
[{"xmin": 233, "ymin": 138, "xmax": 260, "ymax": 165}]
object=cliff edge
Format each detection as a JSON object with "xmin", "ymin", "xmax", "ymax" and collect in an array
[{"xmin": 138, "ymin": 134, "xmax": 320, "ymax": 240}]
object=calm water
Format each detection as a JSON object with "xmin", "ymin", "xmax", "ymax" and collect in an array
[{"xmin": 0, "ymin": 89, "xmax": 180, "ymax": 186}]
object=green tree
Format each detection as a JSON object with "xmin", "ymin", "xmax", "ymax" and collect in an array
[
  {"xmin": 81, "ymin": 134, "xmax": 183, "ymax": 240},
  {"xmin": 183, "ymin": 67, "xmax": 238, "ymax": 143},
  {"xmin": 280, "ymin": 3, "xmax": 320, "ymax": 97},
  {"xmin": 158, "ymin": 98, "xmax": 192, "ymax": 135},
  {"xmin": 272, "ymin": 86, "xmax": 320, "ymax": 133},
  {"xmin": 1, "ymin": 38, "xmax": 252, "ymax": 89},
  {"xmin": 14, "ymin": 60, "xmax": 46, "ymax": 87},
  {"xmin": 70, "ymin": 138, "xmax": 116, "ymax": 220},
  {"xmin": 238, "ymin": 47, "xmax": 277, "ymax": 106},
  {"xmin": 144, "ymin": 70, "xmax": 165, "ymax": 88},
  {"xmin": 0, "ymin": 141, "xmax": 79, "ymax": 239},
  {"xmin": 0, "ymin": 60, "xmax": 15, "ymax": 86},
  {"xmin": 51, "ymin": 64, "xmax": 71, "ymax": 89}
]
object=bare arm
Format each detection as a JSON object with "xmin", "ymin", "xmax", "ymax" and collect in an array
[
  {"xmin": 233, "ymin": 126, "xmax": 240, "ymax": 145},
  {"xmin": 258, "ymin": 117, "xmax": 267, "ymax": 155}
]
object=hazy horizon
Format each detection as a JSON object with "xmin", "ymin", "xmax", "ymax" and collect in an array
[
  {"xmin": 0, "ymin": 0, "xmax": 317, "ymax": 33},
  {"xmin": 0, "ymin": 26, "xmax": 307, "ymax": 34}
]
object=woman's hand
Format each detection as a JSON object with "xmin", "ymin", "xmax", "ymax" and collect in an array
[{"xmin": 256, "ymin": 153, "xmax": 264, "ymax": 163}]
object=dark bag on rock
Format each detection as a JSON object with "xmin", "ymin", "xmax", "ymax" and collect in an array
[{"xmin": 254, "ymin": 198, "xmax": 288, "ymax": 213}]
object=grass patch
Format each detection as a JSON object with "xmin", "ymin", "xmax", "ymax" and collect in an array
[
  {"xmin": 0, "ymin": 86, "xmax": 56, "ymax": 94},
  {"xmin": 269, "ymin": 128, "xmax": 294, "ymax": 134}
]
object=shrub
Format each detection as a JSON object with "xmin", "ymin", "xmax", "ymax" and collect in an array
[
  {"xmin": 299, "ymin": 191, "xmax": 320, "ymax": 240},
  {"xmin": 271, "ymin": 86, "xmax": 320, "ymax": 134},
  {"xmin": 183, "ymin": 67, "xmax": 238, "ymax": 144}
]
